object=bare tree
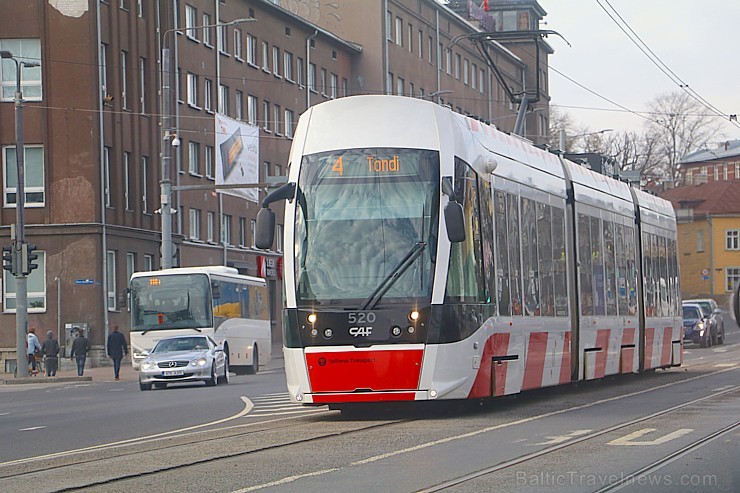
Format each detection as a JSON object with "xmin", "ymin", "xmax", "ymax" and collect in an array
[
  {"xmin": 642, "ymin": 91, "xmax": 725, "ymax": 184},
  {"xmin": 548, "ymin": 107, "xmax": 590, "ymax": 152}
]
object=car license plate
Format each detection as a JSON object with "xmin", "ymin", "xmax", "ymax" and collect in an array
[{"xmin": 163, "ymin": 370, "xmax": 184, "ymax": 377}]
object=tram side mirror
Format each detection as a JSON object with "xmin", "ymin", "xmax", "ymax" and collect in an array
[
  {"xmin": 211, "ymin": 281, "xmax": 220, "ymax": 299},
  {"xmin": 255, "ymin": 207, "xmax": 276, "ymax": 250},
  {"xmin": 444, "ymin": 201, "xmax": 466, "ymax": 243},
  {"xmin": 441, "ymin": 175, "xmax": 466, "ymax": 243}
]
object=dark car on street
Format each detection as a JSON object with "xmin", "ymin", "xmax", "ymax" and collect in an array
[
  {"xmin": 684, "ymin": 298, "xmax": 725, "ymax": 345},
  {"xmin": 682, "ymin": 303, "xmax": 712, "ymax": 347}
]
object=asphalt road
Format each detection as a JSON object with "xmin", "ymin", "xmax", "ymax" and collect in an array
[{"xmin": 0, "ymin": 326, "xmax": 738, "ymax": 493}]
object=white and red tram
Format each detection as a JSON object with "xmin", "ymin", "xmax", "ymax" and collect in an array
[{"xmin": 256, "ymin": 95, "xmax": 682, "ymax": 407}]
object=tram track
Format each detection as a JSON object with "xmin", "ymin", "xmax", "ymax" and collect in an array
[{"xmin": 417, "ymin": 383, "xmax": 740, "ymax": 492}]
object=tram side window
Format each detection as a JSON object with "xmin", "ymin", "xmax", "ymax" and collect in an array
[
  {"xmin": 577, "ymin": 213, "xmax": 593, "ymax": 316},
  {"xmin": 507, "ymin": 192, "xmax": 523, "ymax": 315},
  {"xmin": 590, "ymin": 216, "xmax": 605, "ymax": 316},
  {"xmin": 658, "ymin": 235, "xmax": 669, "ymax": 317},
  {"xmin": 669, "ymin": 238, "xmax": 679, "ymax": 316},
  {"xmin": 625, "ymin": 226, "xmax": 638, "ymax": 315},
  {"xmin": 521, "ymin": 198, "xmax": 540, "ymax": 315},
  {"xmin": 494, "ymin": 190, "xmax": 511, "ymax": 315},
  {"xmin": 537, "ymin": 202, "xmax": 554, "ymax": 317},
  {"xmin": 615, "ymin": 223, "xmax": 628, "ymax": 316},
  {"xmin": 445, "ymin": 159, "xmax": 485, "ymax": 303},
  {"xmin": 643, "ymin": 232, "xmax": 656, "ymax": 317},
  {"xmin": 479, "ymin": 180, "xmax": 496, "ymax": 306},
  {"xmin": 603, "ymin": 220, "xmax": 617, "ymax": 316},
  {"xmin": 552, "ymin": 207, "xmax": 568, "ymax": 317}
]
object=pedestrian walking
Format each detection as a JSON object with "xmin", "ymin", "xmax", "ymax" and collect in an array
[
  {"xmin": 106, "ymin": 325, "xmax": 128, "ymax": 381},
  {"xmin": 27, "ymin": 327, "xmax": 42, "ymax": 376},
  {"xmin": 70, "ymin": 328, "xmax": 91, "ymax": 376},
  {"xmin": 42, "ymin": 330, "xmax": 60, "ymax": 377}
]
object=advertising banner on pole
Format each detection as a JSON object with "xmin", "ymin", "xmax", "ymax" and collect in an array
[{"xmin": 214, "ymin": 112, "xmax": 260, "ymax": 202}]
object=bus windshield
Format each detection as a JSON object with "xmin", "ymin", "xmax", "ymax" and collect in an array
[
  {"xmin": 130, "ymin": 274, "xmax": 212, "ymax": 331},
  {"xmin": 294, "ymin": 148, "xmax": 440, "ymax": 306}
]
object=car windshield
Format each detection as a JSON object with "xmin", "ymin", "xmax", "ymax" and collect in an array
[
  {"xmin": 682, "ymin": 306, "xmax": 701, "ymax": 319},
  {"xmin": 152, "ymin": 337, "xmax": 209, "ymax": 353}
]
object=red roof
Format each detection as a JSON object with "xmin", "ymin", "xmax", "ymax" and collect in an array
[{"xmin": 660, "ymin": 181, "xmax": 740, "ymax": 215}]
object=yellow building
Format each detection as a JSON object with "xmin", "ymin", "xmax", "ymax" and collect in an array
[{"xmin": 661, "ymin": 181, "xmax": 740, "ymax": 309}]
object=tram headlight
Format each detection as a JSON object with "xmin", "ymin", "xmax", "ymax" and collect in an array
[
  {"xmin": 391, "ymin": 326, "xmax": 402, "ymax": 337},
  {"xmin": 324, "ymin": 328, "xmax": 333, "ymax": 339},
  {"xmin": 409, "ymin": 310, "xmax": 420, "ymax": 322},
  {"xmin": 307, "ymin": 313, "xmax": 318, "ymax": 324}
]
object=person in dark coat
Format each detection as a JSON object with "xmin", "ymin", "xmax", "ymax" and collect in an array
[
  {"xmin": 42, "ymin": 330, "xmax": 60, "ymax": 377},
  {"xmin": 70, "ymin": 329, "xmax": 91, "ymax": 376},
  {"xmin": 106, "ymin": 325, "xmax": 129, "ymax": 381}
]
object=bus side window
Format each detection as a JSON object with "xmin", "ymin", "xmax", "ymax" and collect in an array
[{"xmin": 212, "ymin": 281, "xmax": 220, "ymax": 299}]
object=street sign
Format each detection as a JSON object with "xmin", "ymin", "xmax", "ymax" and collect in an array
[{"xmin": 74, "ymin": 279, "xmax": 94, "ymax": 285}]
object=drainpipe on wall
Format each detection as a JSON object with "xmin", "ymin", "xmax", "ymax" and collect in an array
[
  {"xmin": 708, "ymin": 216, "xmax": 714, "ymax": 295},
  {"xmin": 96, "ymin": 0, "xmax": 110, "ymax": 345}
]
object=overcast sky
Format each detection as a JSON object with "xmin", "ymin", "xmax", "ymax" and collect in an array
[{"xmin": 537, "ymin": 0, "xmax": 740, "ymax": 142}]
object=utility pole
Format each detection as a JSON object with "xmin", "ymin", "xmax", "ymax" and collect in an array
[{"xmin": 1, "ymin": 51, "xmax": 40, "ymax": 378}]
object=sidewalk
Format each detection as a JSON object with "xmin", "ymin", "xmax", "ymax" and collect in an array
[{"xmin": 1, "ymin": 361, "xmax": 138, "ymax": 385}]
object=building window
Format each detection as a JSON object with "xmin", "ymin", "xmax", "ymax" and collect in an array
[
  {"xmin": 202, "ymin": 13, "xmax": 212, "ymax": 47},
  {"xmin": 697, "ymin": 229, "xmax": 704, "ymax": 252},
  {"xmin": 120, "ymin": 51, "xmax": 128, "ymax": 109},
  {"xmin": 262, "ymin": 101, "xmax": 270, "ymax": 131},
  {"xmin": 246, "ymin": 34, "xmax": 257, "ymax": 64},
  {"xmin": 141, "ymin": 156, "xmax": 148, "ymax": 213},
  {"xmin": 396, "ymin": 77, "xmax": 404, "ymax": 96},
  {"xmin": 445, "ymin": 49, "xmax": 451, "ymax": 75},
  {"xmin": 273, "ymin": 46, "xmax": 280, "ymax": 76},
  {"xmin": 726, "ymin": 229, "xmax": 740, "ymax": 250},
  {"xmin": 126, "ymin": 252, "xmax": 135, "ymax": 310},
  {"xmin": 273, "ymin": 104, "xmax": 282, "ymax": 136},
  {"xmin": 455, "ymin": 53, "xmax": 461, "ymax": 79},
  {"xmin": 723, "ymin": 163, "xmax": 728, "ymax": 181},
  {"xmin": 3, "ymin": 145, "xmax": 45, "ymax": 207},
  {"xmin": 221, "ymin": 214, "xmax": 231, "ymax": 245},
  {"xmin": 386, "ymin": 11, "xmax": 392, "ymax": 41},
  {"xmin": 239, "ymin": 217, "xmax": 247, "ymax": 246},
  {"xmin": 408, "ymin": 23, "xmax": 413, "ymax": 52},
  {"xmin": 479, "ymin": 68, "xmax": 485, "ymax": 93},
  {"xmin": 395, "ymin": 17, "xmax": 403, "ymax": 46},
  {"xmin": 218, "ymin": 84, "xmax": 228, "ymax": 114},
  {"xmin": 235, "ymin": 90, "xmax": 243, "ymax": 120},
  {"xmin": 207, "ymin": 211, "xmax": 215, "ymax": 242},
  {"xmin": 308, "ymin": 63, "xmax": 316, "ymax": 92},
  {"xmin": 727, "ymin": 267, "xmax": 740, "ymax": 292},
  {"xmin": 471, "ymin": 63, "xmax": 477, "ymax": 89},
  {"xmin": 218, "ymin": 23, "xmax": 228, "ymax": 54},
  {"xmin": 204, "ymin": 78, "xmax": 212, "ymax": 111},
  {"xmin": 3, "ymin": 251, "xmax": 46, "ymax": 312},
  {"xmin": 139, "ymin": 57, "xmax": 146, "ymax": 112},
  {"xmin": 137, "ymin": 0, "xmax": 143, "ymax": 17},
  {"xmin": 330, "ymin": 73, "xmax": 337, "ymax": 99},
  {"xmin": 107, "ymin": 250, "xmax": 116, "ymax": 310},
  {"xmin": 250, "ymin": 219, "xmax": 256, "ymax": 247},
  {"xmin": 100, "ymin": 43, "xmax": 108, "ymax": 96},
  {"xmin": 285, "ymin": 109, "xmax": 294, "ymax": 138},
  {"xmin": 188, "ymin": 141, "xmax": 199, "ymax": 175},
  {"xmin": 205, "ymin": 145, "xmax": 213, "ymax": 178},
  {"xmin": 123, "ymin": 152, "xmax": 131, "ymax": 210},
  {"xmin": 189, "ymin": 208, "xmax": 200, "ymax": 240},
  {"xmin": 187, "ymin": 72, "xmax": 198, "ymax": 107},
  {"xmin": 143, "ymin": 254, "xmax": 153, "ymax": 271},
  {"xmin": 247, "ymin": 95, "xmax": 257, "ymax": 125},
  {"xmin": 103, "ymin": 147, "xmax": 111, "ymax": 207},
  {"xmin": 233, "ymin": 28, "xmax": 243, "ymax": 60},
  {"xmin": 320, "ymin": 68, "xmax": 327, "ymax": 95},
  {"xmin": 284, "ymin": 51, "xmax": 293, "ymax": 81},
  {"xmin": 277, "ymin": 224, "xmax": 283, "ymax": 252},
  {"xmin": 262, "ymin": 41, "xmax": 269, "ymax": 71},
  {"xmin": 185, "ymin": 5, "xmax": 198, "ymax": 41},
  {"xmin": 297, "ymin": 57, "xmax": 304, "ymax": 87},
  {"xmin": 418, "ymin": 30, "xmax": 423, "ymax": 58},
  {"xmin": 0, "ymin": 40, "xmax": 42, "ymax": 101}
]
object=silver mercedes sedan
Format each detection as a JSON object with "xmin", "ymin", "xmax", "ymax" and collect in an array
[{"xmin": 138, "ymin": 335, "xmax": 229, "ymax": 390}]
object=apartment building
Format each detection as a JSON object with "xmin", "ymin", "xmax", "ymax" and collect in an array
[{"xmin": 0, "ymin": 0, "xmax": 550, "ymax": 368}]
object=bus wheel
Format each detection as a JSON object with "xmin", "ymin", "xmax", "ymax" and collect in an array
[{"xmin": 246, "ymin": 346, "xmax": 259, "ymax": 375}]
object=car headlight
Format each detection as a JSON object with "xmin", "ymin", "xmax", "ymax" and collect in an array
[
  {"xmin": 192, "ymin": 357, "xmax": 208, "ymax": 367},
  {"xmin": 141, "ymin": 361, "xmax": 157, "ymax": 371}
]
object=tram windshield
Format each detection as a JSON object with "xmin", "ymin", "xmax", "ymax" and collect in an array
[{"xmin": 294, "ymin": 148, "xmax": 440, "ymax": 306}]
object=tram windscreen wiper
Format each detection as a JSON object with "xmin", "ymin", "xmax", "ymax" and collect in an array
[{"xmin": 360, "ymin": 241, "xmax": 426, "ymax": 311}]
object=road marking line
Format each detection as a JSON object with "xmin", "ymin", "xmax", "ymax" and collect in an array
[
  {"xmin": 534, "ymin": 430, "xmax": 592, "ymax": 446},
  {"xmin": 230, "ymin": 467, "xmax": 340, "ymax": 493},
  {"xmin": 19, "ymin": 426, "xmax": 46, "ymax": 432},
  {"xmin": 0, "ymin": 412, "xmax": 10, "ymax": 416},
  {"xmin": 607, "ymin": 428, "xmax": 693, "ymax": 446},
  {"xmin": 0, "ymin": 396, "xmax": 254, "ymax": 468},
  {"xmin": 109, "ymin": 389, "xmax": 124, "ymax": 392}
]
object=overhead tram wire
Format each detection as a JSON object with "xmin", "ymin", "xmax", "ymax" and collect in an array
[{"xmin": 596, "ymin": 0, "xmax": 740, "ymax": 130}]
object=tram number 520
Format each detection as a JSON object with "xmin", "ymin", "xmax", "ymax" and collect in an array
[{"xmin": 348, "ymin": 312, "xmax": 376, "ymax": 324}]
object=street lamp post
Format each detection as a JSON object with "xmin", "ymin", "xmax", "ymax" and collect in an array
[
  {"xmin": 159, "ymin": 17, "xmax": 255, "ymax": 270},
  {"xmin": 1, "ymin": 50, "xmax": 40, "ymax": 378}
]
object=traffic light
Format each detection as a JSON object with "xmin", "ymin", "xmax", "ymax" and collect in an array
[
  {"xmin": 2, "ymin": 244, "xmax": 18, "ymax": 275},
  {"xmin": 21, "ymin": 242, "xmax": 39, "ymax": 275}
]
